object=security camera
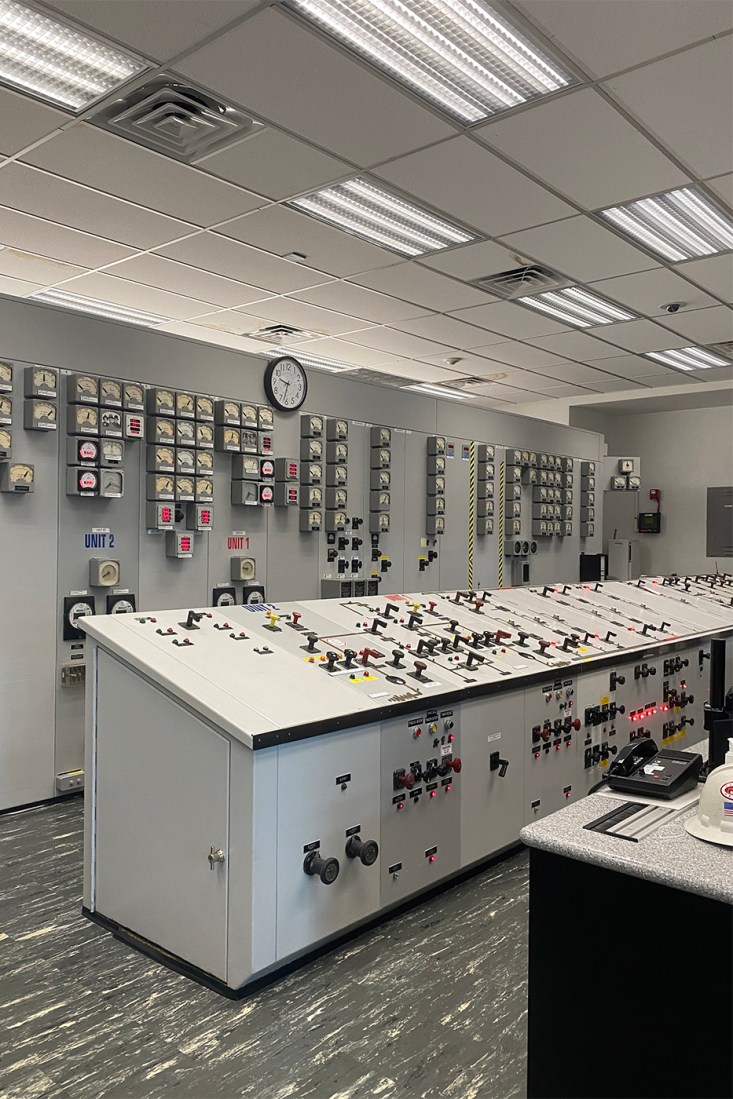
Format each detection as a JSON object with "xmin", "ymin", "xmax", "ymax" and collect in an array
[{"xmin": 661, "ymin": 302, "xmax": 685, "ymax": 313}]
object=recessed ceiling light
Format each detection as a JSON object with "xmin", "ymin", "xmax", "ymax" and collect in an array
[
  {"xmin": 259, "ymin": 348, "xmax": 355, "ymax": 373},
  {"xmin": 287, "ymin": 0, "xmax": 578, "ymax": 123},
  {"xmin": 290, "ymin": 178, "xmax": 476, "ymax": 256},
  {"xmin": 31, "ymin": 288, "xmax": 170, "ymax": 327},
  {"xmin": 600, "ymin": 187, "xmax": 733, "ymax": 262},
  {"xmin": 518, "ymin": 286, "xmax": 635, "ymax": 327},
  {"xmin": 404, "ymin": 382, "xmax": 473, "ymax": 400},
  {"xmin": 0, "ymin": 0, "xmax": 147, "ymax": 111},
  {"xmin": 644, "ymin": 346, "xmax": 730, "ymax": 371}
]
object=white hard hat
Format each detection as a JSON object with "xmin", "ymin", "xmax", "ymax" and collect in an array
[{"xmin": 685, "ymin": 738, "xmax": 733, "ymax": 847}]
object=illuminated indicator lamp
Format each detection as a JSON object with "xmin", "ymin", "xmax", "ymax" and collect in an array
[
  {"xmin": 428, "ymin": 854, "xmax": 436, "ymax": 863},
  {"xmin": 430, "ymin": 790, "xmax": 437, "ymax": 798},
  {"xmin": 448, "ymin": 734, "xmax": 455, "ymax": 742},
  {"xmin": 445, "ymin": 784, "xmax": 452, "ymax": 792},
  {"xmin": 414, "ymin": 727, "xmax": 422, "ymax": 738},
  {"xmin": 397, "ymin": 802, "xmax": 405, "ymax": 811}
]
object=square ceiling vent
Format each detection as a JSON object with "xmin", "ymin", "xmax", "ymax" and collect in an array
[
  {"xmin": 246, "ymin": 324, "xmax": 322, "ymax": 344},
  {"xmin": 471, "ymin": 264, "xmax": 566, "ymax": 300},
  {"xmin": 91, "ymin": 76, "xmax": 264, "ymax": 162}
]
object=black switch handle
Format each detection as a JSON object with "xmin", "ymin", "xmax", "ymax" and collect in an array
[{"xmin": 489, "ymin": 751, "xmax": 509, "ymax": 777}]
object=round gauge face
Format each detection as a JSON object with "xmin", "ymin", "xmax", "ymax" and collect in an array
[
  {"xmin": 522, "ymin": 451, "xmax": 529, "ymax": 463},
  {"xmin": 0, "ymin": 428, "xmax": 12, "ymax": 449},
  {"xmin": 224, "ymin": 428, "xmax": 239, "ymax": 447},
  {"xmin": 215, "ymin": 591, "xmax": 235, "ymax": 607},
  {"xmin": 435, "ymin": 457, "xmax": 445, "ymax": 473},
  {"xmin": 77, "ymin": 376, "xmax": 97, "ymax": 396},
  {"xmin": 379, "ymin": 492, "xmax": 390, "ymax": 507},
  {"xmin": 310, "ymin": 510, "xmax": 322, "ymax": 525},
  {"xmin": 156, "ymin": 446, "xmax": 174, "ymax": 466},
  {"xmin": 335, "ymin": 489, "xmax": 347, "ymax": 506},
  {"xmin": 0, "ymin": 395, "xmax": 11, "ymax": 418},
  {"xmin": 379, "ymin": 514, "xmax": 389, "ymax": 530},
  {"xmin": 435, "ymin": 496, "xmax": 445, "ymax": 511},
  {"xmin": 196, "ymin": 424, "xmax": 214, "ymax": 445},
  {"xmin": 435, "ymin": 476, "xmax": 445, "ymax": 493},
  {"xmin": 378, "ymin": 428, "xmax": 390, "ymax": 444},
  {"xmin": 80, "ymin": 440, "xmax": 99, "ymax": 461},
  {"xmin": 310, "ymin": 415, "xmax": 323, "ymax": 434},
  {"xmin": 196, "ymin": 451, "xmax": 214, "ymax": 471},
  {"xmin": 36, "ymin": 401, "xmax": 57, "ymax": 422},
  {"xmin": 177, "ymin": 393, "xmax": 195, "ymax": 415},
  {"xmin": 261, "ymin": 459, "xmax": 275, "ymax": 478},
  {"xmin": 78, "ymin": 407, "xmax": 98, "ymax": 425},
  {"xmin": 10, "ymin": 463, "xmax": 33, "ymax": 484},
  {"xmin": 156, "ymin": 390, "xmax": 174, "ymax": 410},
  {"xmin": 335, "ymin": 466, "xmax": 346, "ymax": 483},
  {"xmin": 101, "ymin": 379, "xmax": 122, "ymax": 403},
  {"xmin": 68, "ymin": 601, "xmax": 93, "ymax": 626},
  {"xmin": 309, "ymin": 463, "xmax": 321, "ymax": 481},
  {"xmin": 34, "ymin": 368, "xmax": 56, "ymax": 390},
  {"xmin": 125, "ymin": 383, "xmax": 144, "ymax": 405},
  {"xmin": 111, "ymin": 599, "xmax": 134, "ymax": 614},
  {"xmin": 157, "ymin": 476, "xmax": 174, "ymax": 495},
  {"xmin": 310, "ymin": 440, "xmax": 322, "ymax": 459},
  {"xmin": 435, "ymin": 517, "xmax": 445, "ymax": 533},
  {"xmin": 379, "ymin": 472, "xmax": 390, "ymax": 488},
  {"xmin": 0, "ymin": 362, "xmax": 12, "ymax": 385},
  {"xmin": 264, "ymin": 357, "xmax": 306, "ymax": 412},
  {"xmin": 99, "ymin": 561, "xmax": 120, "ymax": 585},
  {"xmin": 246, "ymin": 588, "xmax": 264, "ymax": 604},
  {"xmin": 79, "ymin": 470, "xmax": 98, "ymax": 491},
  {"xmin": 177, "ymin": 450, "xmax": 194, "ymax": 469},
  {"xmin": 177, "ymin": 420, "xmax": 195, "ymax": 439},
  {"xmin": 335, "ymin": 443, "xmax": 348, "ymax": 461},
  {"xmin": 336, "ymin": 420, "xmax": 347, "ymax": 436},
  {"xmin": 197, "ymin": 478, "xmax": 213, "ymax": 496},
  {"xmin": 335, "ymin": 511, "xmax": 347, "ymax": 526},
  {"xmin": 197, "ymin": 396, "xmax": 214, "ymax": 419},
  {"xmin": 157, "ymin": 419, "xmax": 174, "ymax": 438},
  {"xmin": 177, "ymin": 477, "xmax": 194, "ymax": 495},
  {"xmin": 260, "ymin": 485, "xmax": 274, "ymax": 503},
  {"xmin": 379, "ymin": 449, "xmax": 390, "ymax": 465},
  {"xmin": 241, "ymin": 404, "xmax": 256, "ymax": 425},
  {"xmin": 224, "ymin": 401, "xmax": 240, "ymax": 421},
  {"xmin": 310, "ymin": 487, "xmax": 322, "ymax": 505}
]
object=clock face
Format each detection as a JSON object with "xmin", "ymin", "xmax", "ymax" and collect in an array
[{"xmin": 264, "ymin": 356, "xmax": 307, "ymax": 412}]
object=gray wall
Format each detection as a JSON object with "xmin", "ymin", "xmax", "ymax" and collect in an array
[{"xmin": 572, "ymin": 404, "xmax": 733, "ymax": 575}]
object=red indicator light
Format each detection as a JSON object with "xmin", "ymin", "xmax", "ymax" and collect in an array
[
  {"xmin": 430, "ymin": 790, "xmax": 437, "ymax": 798},
  {"xmin": 428, "ymin": 854, "xmax": 436, "ymax": 863},
  {"xmin": 446, "ymin": 784, "xmax": 452, "ymax": 792},
  {"xmin": 397, "ymin": 802, "xmax": 405, "ymax": 811},
  {"xmin": 448, "ymin": 734, "xmax": 455, "ymax": 742},
  {"xmin": 414, "ymin": 728, "xmax": 422, "ymax": 738},
  {"xmin": 629, "ymin": 626, "xmax": 635, "ymax": 631}
]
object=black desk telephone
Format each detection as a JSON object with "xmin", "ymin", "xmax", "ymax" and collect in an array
[{"xmin": 604, "ymin": 738, "xmax": 703, "ymax": 800}]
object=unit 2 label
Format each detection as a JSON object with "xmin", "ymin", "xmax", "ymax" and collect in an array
[{"xmin": 84, "ymin": 528, "xmax": 115, "ymax": 549}]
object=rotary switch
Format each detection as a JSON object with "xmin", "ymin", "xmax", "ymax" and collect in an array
[
  {"xmin": 345, "ymin": 835, "xmax": 379, "ymax": 866},
  {"xmin": 303, "ymin": 851, "xmax": 340, "ymax": 884}
]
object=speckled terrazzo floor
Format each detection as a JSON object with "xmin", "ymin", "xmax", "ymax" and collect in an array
[{"xmin": 0, "ymin": 798, "xmax": 529, "ymax": 1099}]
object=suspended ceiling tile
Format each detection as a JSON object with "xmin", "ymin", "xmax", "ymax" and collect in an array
[
  {"xmin": 41, "ymin": 0, "xmax": 257, "ymax": 63},
  {"xmin": 499, "ymin": 215, "xmax": 657, "ymax": 282},
  {"xmin": 450, "ymin": 300, "xmax": 571, "ymax": 338},
  {"xmin": 0, "ymin": 86, "xmax": 69, "ymax": 156},
  {"xmin": 296, "ymin": 338, "xmax": 400, "ymax": 367},
  {"xmin": 197, "ymin": 129, "xmax": 351, "ymax": 201},
  {"xmin": 515, "ymin": 0, "xmax": 733, "ymax": 78},
  {"xmin": 346, "ymin": 327, "xmax": 450, "ymax": 360},
  {"xmin": 574, "ymin": 374, "xmax": 647, "ymax": 392},
  {"xmin": 706, "ymin": 174, "xmax": 733, "ymax": 208},
  {"xmin": 188, "ymin": 309, "xmax": 275, "ymax": 336},
  {"xmin": 22, "ymin": 126, "xmax": 265, "ymax": 227},
  {"xmin": 585, "ymin": 353, "xmax": 664, "ymax": 379},
  {"xmin": 349, "ymin": 263, "xmax": 492, "ymax": 312},
  {"xmin": 464, "ymin": 366, "xmax": 563, "ymax": 391},
  {"xmin": 366, "ymin": 360, "xmax": 462, "ymax": 383},
  {"xmin": 421, "ymin": 352, "xmax": 525, "ymax": 378},
  {"xmin": 588, "ymin": 268, "xmax": 718, "ymax": 317},
  {"xmin": 375, "ymin": 137, "xmax": 573, "ymax": 236},
  {"xmin": 597, "ymin": 318, "xmax": 688, "ymax": 353},
  {"xmin": 539, "ymin": 383, "xmax": 599, "ymax": 397},
  {"xmin": 0, "ymin": 164, "xmax": 193, "ymax": 249},
  {"xmin": 658, "ymin": 304, "xmax": 733, "ymax": 343},
  {"xmin": 673, "ymin": 255, "xmax": 733, "ymax": 304},
  {"xmin": 234, "ymin": 297, "xmax": 374, "ymax": 336},
  {"xmin": 419, "ymin": 239, "xmax": 531, "ymax": 280},
  {"xmin": 530, "ymin": 361, "xmax": 616, "ymax": 385},
  {"xmin": 475, "ymin": 342, "xmax": 570, "ymax": 369},
  {"xmin": 160, "ymin": 320, "xmax": 261, "ymax": 351},
  {"xmin": 697, "ymin": 365, "xmax": 733, "ymax": 382},
  {"xmin": 291, "ymin": 282, "xmax": 430, "ymax": 325},
  {"xmin": 157, "ymin": 232, "xmax": 334, "ymax": 293},
  {"xmin": 175, "ymin": 8, "xmax": 455, "ymax": 166},
  {"xmin": 105, "ymin": 254, "xmax": 275, "ymax": 309},
  {"xmin": 606, "ymin": 37, "xmax": 733, "ymax": 179},
  {"xmin": 52, "ymin": 272, "xmax": 219, "ymax": 319},
  {"xmin": 216, "ymin": 205, "xmax": 396, "ymax": 277},
  {"xmin": 487, "ymin": 385, "xmax": 553, "ymax": 403},
  {"xmin": 0, "ymin": 207, "xmax": 136, "ymax": 268},
  {"xmin": 393, "ymin": 313, "xmax": 501, "ymax": 350},
  {"xmin": 0, "ymin": 273, "xmax": 44, "ymax": 297},
  {"xmin": 0, "ymin": 247, "xmax": 86, "ymax": 285},
  {"xmin": 479, "ymin": 88, "xmax": 688, "ymax": 208},
  {"xmin": 526, "ymin": 330, "xmax": 624, "ymax": 360},
  {"xmin": 638, "ymin": 371, "xmax": 700, "ymax": 387}
]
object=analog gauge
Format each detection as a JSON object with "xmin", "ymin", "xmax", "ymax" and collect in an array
[
  {"xmin": 310, "ymin": 440, "xmax": 322, "ymax": 459},
  {"xmin": 77, "ymin": 375, "xmax": 98, "ymax": 397},
  {"xmin": 335, "ymin": 465, "xmax": 346, "ymax": 483},
  {"xmin": 196, "ymin": 396, "xmax": 214, "ymax": 420},
  {"xmin": 101, "ymin": 470, "xmax": 124, "ymax": 497},
  {"xmin": 155, "ymin": 389, "xmax": 174, "ymax": 411},
  {"xmin": 100, "ymin": 379, "xmax": 122, "ymax": 405},
  {"xmin": 156, "ymin": 446, "xmax": 175, "ymax": 467},
  {"xmin": 0, "ymin": 361, "xmax": 12, "ymax": 389},
  {"xmin": 379, "ymin": 491, "xmax": 390, "ymax": 508},
  {"xmin": 243, "ymin": 456, "xmax": 259, "ymax": 476},
  {"xmin": 336, "ymin": 419, "xmax": 347, "ymax": 436},
  {"xmin": 79, "ymin": 407, "xmax": 97, "ymax": 425},
  {"xmin": 435, "ymin": 476, "xmax": 445, "ymax": 493},
  {"xmin": 176, "ymin": 393, "xmax": 195, "ymax": 416},
  {"xmin": 157, "ymin": 476, "xmax": 174, "ymax": 495},
  {"xmin": 335, "ymin": 510, "xmax": 347, "ymax": 527},
  {"xmin": 32, "ymin": 401, "xmax": 57, "ymax": 426},
  {"xmin": 309, "ymin": 486, "xmax": 322, "ymax": 505},
  {"xmin": 309, "ymin": 463, "xmax": 321, "ymax": 482},
  {"xmin": 196, "ymin": 423, "xmax": 214, "ymax": 447},
  {"xmin": 379, "ymin": 514, "xmax": 389, "ymax": 530},
  {"xmin": 110, "ymin": 599, "xmax": 134, "ymax": 614},
  {"xmin": 78, "ymin": 469, "xmax": 99, "ymax": 492},
  {"xmin": 196, "ymin": 451, "xmax": 213, "ymax": 472},
  {"xmin": 241, "ymin": 404, "xmax": 257, "ymax": 427},
  {"xmin": 35, "ymin": 368, "xmax": 57, "ymax": 391},
  {"xmin": 10, "ymin": 463, "xmax": 33, "ymax": 484},
  {"xmin": 435, "ymin": 517, "xmax": 445, "ymax": 534},
  {"xmin": 68, "ymin": 600, "xmax": 93, "ymax": 630},
  {"xmin": 435, "ymin": 496, "xmax": 446, "ymax": 511},
  {"xmin": 258, "ymin": 407, "xmax": 274, "ymax": 428},
  {"xmin": 310, "ymin": 415, "xmax": 323, "ymax": 435},
  {"xmin": 379, "ymin": 449, "xmax": 390, "ymax": 466},
  {"xmin": 101, "ymin": 440, "xmax": 123, "ymax": 464},
  {"xmin": 177, "ymin": 476, "xmax": 194, "ymax": 496},
  {"xmin": 176, "ymin": 449, "xmax": 195, "ymax": 470},
  {"xmin": 378, "ymin": 427, "xmax": 391, "ymax": 445},
  {"xmin": 124, "ymin": 382, "xmax": 144, "ymax": 408},
  {"xmin": 197, "ymin": 476, "xmax": 213, "ymax": 496},
  {"xmin": 155, "ymin": 418, "xmax": 175, "ymax": 438},
  {"xmin": 0, "ymin": 395, "xmax": 11, "ymax": 421},
  {"xmin": 0, "ymin": 427, "xmax": 12, "ymax": 451},
  {"xmin": 335, "ymin": 442, "xmax": 348, "ymax": 461},
  {"xmin": 335, "ymin": 488, "xmax": 347, "ymax": 507},
  {"xmin": 378, "ymin": 471, "xmax": 390, "ymax": 488},
  {"xmin": 522, "ymin": 451, "xmax": 529, "ymax": 463},
  {"xmin": 435, "ymin": 457, "xmax": 445, "ymax": 473},
  {"xmin": 176, "ymin": 420, "xmax": 195, "ymax": 443},
  {"xmin": 100, "ymin": 561, "xmax": 120, "ymax": 585},
  {"xmin": 224, "ymin": 401, "xmax": 240, "ymax": 422},
  {"xmin": 100, "ymin": 409, "xmax": 122, "ymax": 435},
  {"xmin": 240, "ymin": 429, "xmax": 257, "ymax": 452},
  {"xmin": 223, "ymin": 427, "xmax": 239, "ymax": 448}
]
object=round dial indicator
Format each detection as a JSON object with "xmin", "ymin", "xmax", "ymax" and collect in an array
[
  {"xmin": 223, "ymin": 428, "xmax": 239, "ymax": 447},
  {"xmin": 177, "ymin": 450, "xmax": 194, "ymax": 468},
  {"xmin": 77, "ymin": 375, "xmax": 97, "ymax": 396},
  {"xmin": 177, "ymin": 393, "xmax": 194, "ymax": 414},
  {"xmin": 156, "ymin": 389, "xmax": 173, "ymax": 409},
  {"xmin": 196, "ymin": 451, "xmax": 213, "ymax": 471},
  {"xmin": 0, "ymin": 428, "xmax": 12, "ymax": 449},
  {"xmin": 156, "ymin": 419, "xmax": 174, "ymax": 438},
  {"xmin": 241, "ymin": 404, "xmax": 256, "ymax": 425},
  {"xmin": 124, "ymin": 383, "xmax": 144, "ymax": 405},
  {"xmin": 309, "ymin": 463, "xmax": 321, "ymax": 481},
  {"xmin": 156, "ymin": 476, "xmax": 174, "ymax": 494},
  {"xmin": 77, "ymin": 407, "xmax": 97, "ymax": 425},
  {"xmin": 10, "ymin": 463, "xmax": 33, "ymax": 484},
  {"xmin": 101, "ymin": 379, "xmax": 122, "ymax": 403},
  {"xmin": 196, "ymin": 424, "xmax": 214, "ymax": 445},
  {"xmin": 156, "ymin": 446, "xmax": 174, "ymax": 466},
  {"xmin": 79, "ymin": 470, "xmax": 98, "ymax": 491},
  {"xmin": 177, "ymin": 477, "xmax": 194, "ymax": 495},
  {"xmin": 35, "ymin": 401, "xmax": 57, "ymax": 422},
  {"xmin": 197, "ymin": 477, "xmax": 213, "ymax": 496},
  {"xmin": 196, "ymin": 396, "xmax": 214, "ymax": 418},
  {"xmin": 177, "ymin": 420, "xmax": 194, "ymax": 439},
  {"xmin": 34, "ymin": 368, "xmax": 56, "ymax": 390},
  {"xmin": 111, "ymin": 599, "xmax": 134, "ymax": 614},
  {"xmin": 334, "ymin": 465, "xmax": 346, "ymax": 483},
  {"xmin": 264, "ymin": 356, "xmax": 307, "ymax": 412}
]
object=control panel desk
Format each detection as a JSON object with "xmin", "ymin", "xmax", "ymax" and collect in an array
[{"xmin": 521, "ymin": 750, "xmax": 732, "ymax": 1099}]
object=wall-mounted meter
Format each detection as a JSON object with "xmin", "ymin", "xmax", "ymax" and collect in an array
[
  {"xmin": 67, "ymin": 374, "xmax": 99, "ymax": 404},
  {"xmin": 233, "ymin": 455, "xmax": 260, "ymax": 481},
  {"xmin": 0, "ymin": 361, "xmax": 13, "ymax": 391},
  {"xmin": 0, "ymin": 461, "xmax": 33, "ymax": 492},
  {"xmin": 260, "ymin": 458, "xmax": 275, "ymax": 480},
  {"xmin": 581, "ymin": 521, "xmax": 595, "ymax": 538},
  {"xmin": 216, "ymin": 399, "xmax": 241, "ymax": 426},
  {"xmin": 369, "ymin": 512, "xmax": 390, "ymax": 533},
  {"xmin": 0, "ymin": 394, "xmax": 12, "ymax": 424},
  {"xmin": 258, "ymin": 407, "xmax": 274, "ymax": 431},
  {"xmin": 618, "ymin": 458, "xmax": 634, "ymax": 473},
  {"xmin": 326, "ymin": 418, "xmax": 348, "ymax": 441},
  {"xmin": 99, "ymin": 409, "xmax": 123, "ymax": 437},
  {"xmin": 0, "ymin": 427, "xmax": 11, "ymax": 460},
  {"xmin": 175, "ymin": 420, "xmax": 196, "ymax": 448},
  {"xmin": 211, "ymin": 585, "xmax": 236, "ymax": 607},
  {"xmin": 610, "ymin": 476, "xmax": 626, "ymax": 491},
  {"xmin": 147, "ymin": 388, "xmax": 175, "ymax": 416},
  {"xmin": 581, "ymin": 461, "xmax": 596, "ymax": 476},
  {"xmin": 62, "ymin": 595, "xmax": 95, "ymax": 641},
  {"xmin": 175, "ymin": 476, "xmax": 195, "ymax": 501},
  {"xmin": 371, "ymin": 469, "xmax": 391, "ymax": 491},
  {"xmin": 231, "ymin": 481, "xmax": 259, "ymax": 506},
  {"xmin": 148, "ymin": 445, "xmax": 174, "ymax": 472},
  {"xmin": 477, "ymin": 444, "xmax": 494, "ymax": 462},
  {"xmin": 24, "ymin": 365, "xmax": 57, "ymax": 398},
  {"xmin": 522, "ymin": 467, "xmax": 537, "ymax": 485},
  {"xmin": 240, "ymin": 404, "xmax": 258, "ymax": 429},
  {"xmin": 301, "ymin": 414, "xmax": 323, "ymax": 438},
  {"xmin": 325, "ymin": 510, "xmax": 348, "ymax": 532},
  {"xmin": 274, "ymin": 458, "xmax": 299, "ymax": 482},
  {"xmin": 259, "ymin": 483, "xmax": 274, "ymax": 505},
  {"xmin": 66, "ymin": 466, "xmax": 100, "ymax": 496},
  {"xmin": 301, "ymin": 485, "xmax": 322, "ymax": 508},
  {"xmin": 100, "ymin": 469, "xmax": 124, "ymax": 498},
  {"xmin": 176, "ymin": 392, "xmax": 195, "ymax": 419},
  {"xmin": 426, "ymin": 515, "xmax": 445, "ymax": 535},
  {"xmin": 123, "ymin": 413, "xmax": 144, "ymax": 439},
  {"xmin": 25, "ymin": 400, "xmax": 57, "ymax": 431},
  {"xmin": 505, "ymin": 484, "xmax": 521, "ymax": 501},
  {"xmin": 107, "ymin": 593, "xmax": 136, "ymax": 614},
  {"xmin": 274, "ymin": 484, "xmax": 298, "ymax": 506},
  {"xmin": 195, "ymin": 451, "xmax": 213, "ymax": 474},
  {"xmin": 99, "ymin": 378, "xmax": 122, "ymax": 407},
  {"xmin": 326, "ymin": 440, "xmax": 348, "ymax": 464},
  {"xmin": 89, "ymin": 559, "xmax": 120, "ymax": 587},
  {"xmin": 370, "ymin": 447, "xmax": 391, "ymax": 470},
  {"xmin": 216, "ymin": 426, "xmax": 241, "ymax": 452},
  {"xmin": 627, "ymin": 475, "xmax": 641, "ymax": 491},
  {"xmin": 195, "ymin": 395, "xmax": 214, "ymax": 421},
  {"xmin": 581, "ymin": 475, "xmax": 596, "ymax": 490},
  {"xmin": 427, "ymin": 436, "xmax": 445, "ymax": 455},
  {"xmin": 166, "ymin": 531, "xmax": 194, "ymax": 559},
  {"xmin": 195, "ymin": 423, "xmax": 214, "ymax": 448},
  {"xmin": 477, "ymin": 499, "xmax": 494, "ymax": 517},
  {"xmin": 370, "ymin": 426, "xmax": 391, "ymax": 447},
  {"xmin": 122, "ymin": 382, "xmax": 144, "ymax": 411},
  {"xmin": 427, "ymin": 474, "xmax": 445, "ymax": 495},
  {"xmin": 427, "ymin": 495, "xmax": 445, "ymax": 515},
  {"xmin": 186, "ymin": 503, "xmax": 213, "ymax": 531},
  {"xmin": 195, "ymin": 477, "xmax": 214, "ymax": 502},
  {"xmin": 147, "ymin": 474, "xmax": 175, "ymax": 500},
  {"xmin": 326, "ymin": 464, "xmax": 347, "ymax": 486},
  {"xmin": 325, "ymin": 486, "xmax": 348, "ymax": 509},
  {"xmin": 243, "ymin": 583, "xmax": 266, "ymax": 604},
  {"xmin": 300, "ymin": 461, "xmax": 322, "ymax": 485},
  {"xmin": 509, "ymin": 465, "xmax": 522, "ymax": 482},
  {"xmin": 238, "ymin": 430, "xmax": 257, "ymax": 454},
  {"xmin": 300, "ymin": 509, "xmax": 322, "ymax": 532},
  {"xmin": 370, "ymin": 490, "xmax": 391, "ymax": 512},
  {"xmin": 175, "ymin": 449, "xmax": 195, "ymax": 474},
  {"xmin": 258, "ymin": 432, "xmax": 274, "ymax": 456},
  {"xmin": 146, "ymin": 502, "xmax": 175, "ymax": 530},
  {"xmin": 151, "ymin": 417, "xmax": 175, "ymax": 444},
  {"xmin": 479, "ymin": 463, "xmax": 495, "ymax": 481},
  {"xmin": 477, "ymin": 517, "xmax": 493, "ymax": 535}
]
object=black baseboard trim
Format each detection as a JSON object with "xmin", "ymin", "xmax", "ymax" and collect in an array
[{"xmin": 0, "ymin": 791, "xmax": 83, "ymax": 818}]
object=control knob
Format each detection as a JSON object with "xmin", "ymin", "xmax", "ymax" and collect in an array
[
  {"xmin": 345, "ymin": 835, "xmax": 379, "ymax": 866},
  {"xmin": 449, "ymin": 757, "xmax": 462, "ymax": 774},
  {"xmin": 303, "ymin": 851, "xmax": 340, "ymax": 884}
]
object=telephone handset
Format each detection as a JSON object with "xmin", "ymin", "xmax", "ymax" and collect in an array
[{"xmin": 607, "ymin": 738, "xmax": 659, "ymax": 778}]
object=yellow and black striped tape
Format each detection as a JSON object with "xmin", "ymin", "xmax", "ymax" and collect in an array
[
  {"xmin": 468, "ymin": 441, "xmax": 475, "ymax": 588},
  {"xmin": 498, "ymin": 459, "xmax": 505, "ymax": 587}
]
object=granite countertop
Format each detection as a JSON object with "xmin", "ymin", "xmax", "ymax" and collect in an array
[{"xmin": 520, "ymin": 743, "xmax": 733, "ymax": 906}]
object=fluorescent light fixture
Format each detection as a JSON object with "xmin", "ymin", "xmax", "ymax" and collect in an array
[
  {"xmin": 31, "ymin": 288, "xmax": 171, "ymax": 328},
  {"xmin": 518, "ymin": 286, "xmax": 635, "ymax": 328},
  {"xmin": 404, "ymin": 382, "xmax": 473, "ymax": 400},
  {"xmin": 259, "ymin": 348, "xmax": 356, "ymax": 373},
  {"xmin": 290, "ymin": 178, "xmax": 476, "ymax": 256},
  {"xmin": 0, "ymin": 0, "xmax": 146, "ymax": 111},
  {"xmin": 644, "ymin": 346, "xmax": 730, "ymax": 371},
  {"xmin": 601, "ymin": 187, "xmax": 733, "ymax": 262},
  {"xmin": 287, "ymin": 0, "xmax": 578, "ymax": 123}
]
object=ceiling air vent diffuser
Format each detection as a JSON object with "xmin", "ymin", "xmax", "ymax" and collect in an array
[
  {"xmin": 709, "ymin": 341, "xmax": 733, "ymax": 362},
  {"xmin": 91, "ymin": 76, "xmax": 264, "ymax": 162},
  {"xmin": 472, "ymin": 264, "xmax": 564, "ymax": 300},
  {"xmin": 247, "ymin": 325, "xmax": 321, "ymax": 344}
]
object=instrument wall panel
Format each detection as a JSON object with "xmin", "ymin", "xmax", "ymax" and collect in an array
[
  {"xmin": 275, "ymin": 726, "xmax": 381, "ymax": 960},
  {"xmin": 0, "ymin": 361, "xmax": 58, "ymax": 809},
  {"xmin": 439, "ymin": 437, "xmax": 470, "ymax": 591},
  {"xmin": 209, "ymin": 449, "xmax": 269, "ymax": 601},
  {"xmin": 460, "ymin": 693, "xmax": 525, "ymax": 868},
  {"xmin": 378, "ymin": 427, "xmax": 406, "ymax": 592}
]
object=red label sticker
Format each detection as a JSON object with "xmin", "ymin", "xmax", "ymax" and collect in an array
[{"xmin": 720, "ymin": 781, "xmax": 733, "ymax": 799}]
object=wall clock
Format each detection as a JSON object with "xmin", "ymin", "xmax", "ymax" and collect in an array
[{"xmin": 264, "ymin": 356, "xmax": 307, "ymax": 412}]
